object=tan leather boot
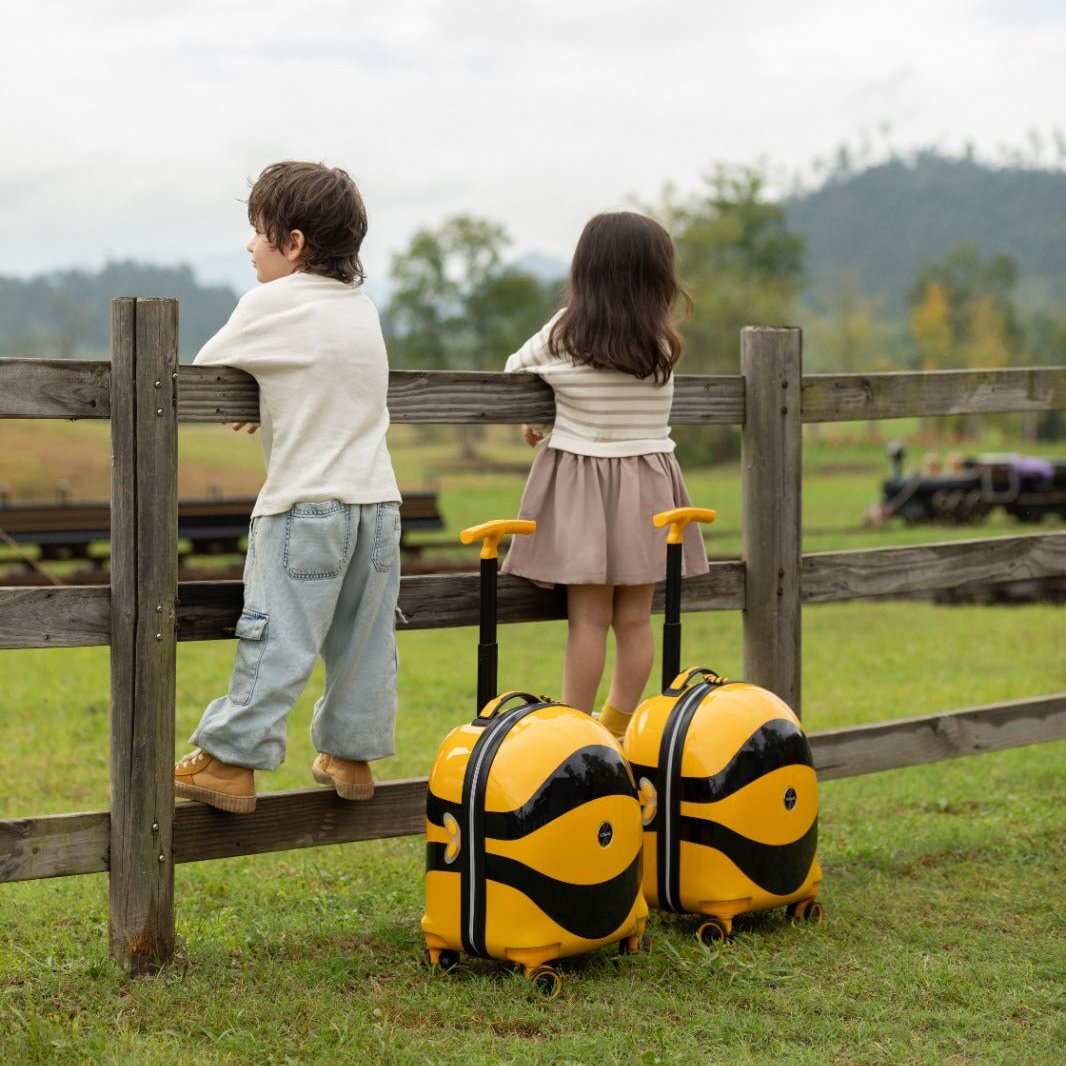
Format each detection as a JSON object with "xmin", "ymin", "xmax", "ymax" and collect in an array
[
  {"xmin": 312, "ymin": 753, "xmax": 374, "ymax": 800},
  {"xmin": 174, "ymin": 749, "xmax": 256, "ymax": 813}
]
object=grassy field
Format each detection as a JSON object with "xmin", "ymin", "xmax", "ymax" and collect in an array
[{"xmin": 1, "ymin": 421, "xmax": 1064, "ymax": 1063}]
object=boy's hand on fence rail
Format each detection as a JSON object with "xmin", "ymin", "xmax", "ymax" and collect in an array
[{"xmin": 232, "ymin": 422, "xmax": 259, "ymax": 434}]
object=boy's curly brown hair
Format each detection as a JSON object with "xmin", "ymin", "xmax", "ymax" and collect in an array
[{"xmin": 247, "ymin": 161, "xmax": 368, "ymax": 285}]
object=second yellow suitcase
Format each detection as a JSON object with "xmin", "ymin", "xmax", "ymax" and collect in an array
[{"xmin": 623, "ymin": 508, "xmax": 823, "ymax": 943}]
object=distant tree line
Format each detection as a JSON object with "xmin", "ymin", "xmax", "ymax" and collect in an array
[
  {"xmin": 0, "ymin": 261, "xmax": 238, "ymax": 363},
  {"xmin": 3, "ymin": 149, "xmax": 1063, "ymax": 448}
]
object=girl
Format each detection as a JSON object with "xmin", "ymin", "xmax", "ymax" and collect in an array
[{"xmin": 501, "ymin": 211, "xmax": 708, "ymax": 739}]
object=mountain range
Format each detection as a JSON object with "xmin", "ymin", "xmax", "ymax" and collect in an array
[{"xmin": 786, "ymin": 152, "xmax": 1066, "ymax": 315}]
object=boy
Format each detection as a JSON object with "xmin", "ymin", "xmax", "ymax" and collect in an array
[{"xmin": 174, "ymin": 161, "xmax": 402, "ymax": 813}]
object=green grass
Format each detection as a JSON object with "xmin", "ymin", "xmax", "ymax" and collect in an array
[
  {"xmin": 2, "ymin": 600, "xmax": 1064, "ymax": 1064},
  {"xmin": 2, "ymin": 424, "xmax": 1064, "ymax": 1062}
]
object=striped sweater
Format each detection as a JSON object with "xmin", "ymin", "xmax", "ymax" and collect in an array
[{"xmin": 504, "ymin": 312, "xmax": 676, "ymax": 458}]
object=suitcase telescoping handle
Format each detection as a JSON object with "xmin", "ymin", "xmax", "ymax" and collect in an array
[
  {"xmin": 653, "ymin": 506, "xmax": 717, "ymax": 690},
  {"xmin": 459, "ymin": 519, "xmax": 536, "ymax": 713}
]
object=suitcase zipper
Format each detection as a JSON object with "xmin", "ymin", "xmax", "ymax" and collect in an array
[
  {"xmin": 657, "ymin": 680, "xmax": 715, "ymax": 913},
  {"xmin": 461, "ymin": 699, "xmax": 548, "ymax": 957}
]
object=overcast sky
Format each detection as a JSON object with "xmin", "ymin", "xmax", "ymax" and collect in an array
[{"xmin": 3, "ymin": 0, "xmax": 1064, "ymax": 297}]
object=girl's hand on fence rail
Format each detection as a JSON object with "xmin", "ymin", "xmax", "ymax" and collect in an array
[
  {"xmin": 232, "ymin": 422, "xmax": 259, "ymax": 434},
  {"xmin": 521, "ymin": 424, "xmax": 545, "ymax": 447}
]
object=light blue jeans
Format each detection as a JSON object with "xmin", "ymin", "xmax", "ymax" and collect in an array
[{"xmin": 191, "ymin": 500, "xmax": 401, "ymax": 770}]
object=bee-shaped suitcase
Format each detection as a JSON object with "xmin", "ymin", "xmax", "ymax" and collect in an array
[
  {"xmin": 421, "ymin": 520, "xmax": 648, "ymax": 996},
  {"xmin": 623, "ymin": 507, "xmax": 823, "ymax": 943}
]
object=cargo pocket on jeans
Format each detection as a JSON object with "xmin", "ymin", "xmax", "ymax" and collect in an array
[
  {"xmin": 228, "ymin": 610, "xmax": 269, "ymax": 705},
  {"xmin": 371, "ymin": 502, "xmax": 402, "ymax": 573}
]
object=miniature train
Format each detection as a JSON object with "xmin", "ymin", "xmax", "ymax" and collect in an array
[{"xmin": 874, "ymin": 445, "xmax": 1066, "ymax": 525}]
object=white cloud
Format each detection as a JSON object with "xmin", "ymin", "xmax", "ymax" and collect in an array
[{"xmin": 2, "ymin": 0, "xmax": 1064, "ymax": 292}]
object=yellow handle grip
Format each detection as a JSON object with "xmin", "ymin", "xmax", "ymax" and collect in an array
[
  {"xmin": 653, "ymin": 506, "xmax": 717, "ymax": 545},
  {"xmin": 459, "ymin": 519, "xmax": 536, "ymax": 560}
]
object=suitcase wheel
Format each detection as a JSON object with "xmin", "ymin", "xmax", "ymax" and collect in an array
[
  {"xmin": 528, "ymin": 965, "xmax": 562, "ymax": 998},
  {"xmin": 424, "ymin": 946, "xmax": 460, "ymax": 971},
  {"xmin": 697, "ymin": 918, "xmax": 731, "ymax": 945},
  {"xmin": 787, "ymin": 898, "xmax": 824, "ymax": 925},
  {"xmin": 618, "ymin": 930, "xmax": 653, "ymax": 956}
]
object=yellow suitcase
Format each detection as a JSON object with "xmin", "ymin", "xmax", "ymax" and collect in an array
[
  {"xmin": 623, "ymin": 508, "xmax": 823, "ymax": 944},
  {"xmin": 421, "ymin": 520, "xmax": 648, "ymax": 996}
]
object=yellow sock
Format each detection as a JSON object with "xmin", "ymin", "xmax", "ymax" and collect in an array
[{"xmin": 598, "ymin": 701, "xmax": 633, "ymax": 740}]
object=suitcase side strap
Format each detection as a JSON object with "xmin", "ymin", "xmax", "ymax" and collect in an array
[
  {"xmin": 656, "ymin": 680, "xmax": 719, "ymax": 913},
  {"xmin": 459, "ymin": 697, "xmax": 551, "ymax": 957}
]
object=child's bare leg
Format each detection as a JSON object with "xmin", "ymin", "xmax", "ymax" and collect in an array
[
  {"xmin": 563, "ymin": 584, "xmax": 614, "ymax": 713},
  {"xmin": 606, "ymin": 583, "xmax": 656, "ymax": 712}
]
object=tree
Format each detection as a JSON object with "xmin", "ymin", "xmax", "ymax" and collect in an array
[
  {"xmin": 384, "ymin": 215, "xmax": 561, "ymax": 458},
  {"xmin": 385, "ymin": 215, "xmax": 558, "ymax": 372},
  {"xmin": 908, "ymin": 244, "xmax": 1026, "ymax": 436},
  {"xmin": 645, "ymin": 167, "xmax": 806, "ymax": 464},
  {"xmin": 911, "ymin": 280, "xmax": 954, "ymax": 371},
  {"xmin": 807, "ymin": 282, "xmax": 895, "ymax": 374},
  {"xmin": 656, "ymin": 166, "xmax": 805, "ymax": 377},
  {"xmin": 907, "ymin": 243, "xmax": 1022, "ymax": 369}
]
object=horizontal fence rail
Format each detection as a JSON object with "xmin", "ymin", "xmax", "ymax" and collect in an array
[
  {"xmin": 4, "ymin": 359, "xmax": 1066, "ymax": 424},
  {"xmin": 0, "ymin": 563, "xmax": 747, "ymax": 650},
  {"xmin": 800, "ymin": 367, "xmax": 1066, "ymax": 423},
  {"xmin": 5, "ymin": 693, "xmax": 1064, "ymax": 884},
  {"xmin": 0, "ymin": 359, "xmax": 110, "ymax": 419},
  {"xmin": 801, "ymin": 530, "xmax": 1066, "ymax": 603},
  {"xmin": 7, "ymin": 532, "xmax": 1066, "ymax": 650}
]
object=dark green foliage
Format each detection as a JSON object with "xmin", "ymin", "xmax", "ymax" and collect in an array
[
  {"xmin": 383, "ymin": 215, "xmax": 561, "ymax": 371},
  {"xmin": 788, "ymin": 151, "xmax": 1066, "ymax": 316},
  {"xmin": 0, "ymin": 261, "xmax": 237, "ymax": 362},
  {"xmin": 658, "ymin": 165, "xmax": 806, "ymax": 377}
]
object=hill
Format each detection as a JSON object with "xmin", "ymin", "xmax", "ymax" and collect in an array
[
  {"xmin": 0, "ymin": 261, "xmax": 237, "ymax": 362},
  {"xmin": 786, "ymin": 152, "xmax": 1066, "ymax": 315}
]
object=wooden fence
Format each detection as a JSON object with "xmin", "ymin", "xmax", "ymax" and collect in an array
[{"xmin": 1, "ymin": 298, "xmax": 1065, "ymax": 973}]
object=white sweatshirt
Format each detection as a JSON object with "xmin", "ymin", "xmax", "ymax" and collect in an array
[
  {"xmin": 504, "ymin": 312, "xmax": 676, "ymax": 457},
  {"xmin": 194, "ymin": 272, "xmax": 400, "ymax": 517}
]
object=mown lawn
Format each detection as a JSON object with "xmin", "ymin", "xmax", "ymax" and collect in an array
[
  {"xmin": 1, "ymin": 422, "xmax": 1064, "ymax": 1063},
  {"xmin": 1, "ymin": 599, "xmax": 1064, "ymax": 1064}
]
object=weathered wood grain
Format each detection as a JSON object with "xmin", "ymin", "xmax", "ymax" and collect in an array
[
  {"xmin": 802, "ymin": 367, "xmax": 1066, "ymax": 423},
  {"xmin": 0, "ymin": 779, "xmax": 427, "ymax": 881},
  {"xmin": 802, "ymin": 531, "xmax": 1066, "ymax": 603},
  {"xmin": 7, "ymin": 361, "xmax": 1061, "ymax": 426},
  {"xmin": 108, "ymin": 297, "xmax": 178, "ymax": 972},
  {"xmin": 9, "ymin": 532, "xmax": 1062, "ymax": 650},
  {"xmin": 667, "ymin": 375, "xmax": 745, "ymax": 424},
  {"xmin": 6, "ymin": 695, "xmax": 1061, "ymax": 883},
  {"xmin": 176, "ymin": 366, "xmax": 747, "ymax": 426},
  {"xmin": 0, "ymin": 811, "xmax": 110, "ymax": 881},
  {"xmin": 171, "ymin": 778, "xmax": 429, "ymax": 863},
  {"xmin": 0, "ymin": 585, "xmax": 110, "ymax": 648},
  {"xmin": 811, "ymin": 693, "xmax": 1066, "ymax": 781},
  {"xmin": 0, "ymin": 358, "xmax": 110, "ymax": 418},
  {"xmin": 174, "ymin": 365, "xmax": 261, "ymax": 424},
  {"xmin": 174, "ymin": 562, "xmax": 744, "ymax": 641},
  {"xmin": 0, "ymin": 562, "xmax": 744, "ymax": 649},
  {"xmin": 741, "ymin": 327, "xmax": 803, "ymax": 712}
]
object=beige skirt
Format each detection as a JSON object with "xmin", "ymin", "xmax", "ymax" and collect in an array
[{"xmin": 501, "ymin": 447, "xmax": 710, "ymax": 587}]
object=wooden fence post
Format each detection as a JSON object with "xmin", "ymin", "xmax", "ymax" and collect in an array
[
  {"xmin": 109, "ymin": 297, "xmax": 179, "ymax": 971},
  {"xmin": 740, "ymin": 326, "xmax": 803, "ymax": 714}
]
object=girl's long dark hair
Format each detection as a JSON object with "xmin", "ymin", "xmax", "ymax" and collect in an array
[{"xmin": 548, "ymin": 211, "xmax": 691, "ymax": 384}]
